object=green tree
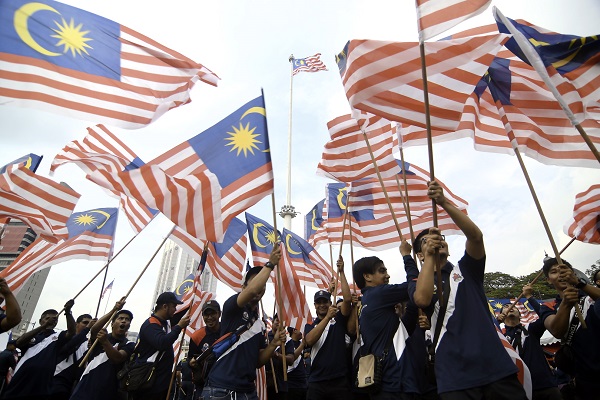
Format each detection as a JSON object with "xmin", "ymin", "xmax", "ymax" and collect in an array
[
  {"xmin": 584, "ymin": 259, "xmax": 600, "ymax": 281},
  {"xmin": 484, "ymin": 272, "xmax": 521, "ymax": 298}
]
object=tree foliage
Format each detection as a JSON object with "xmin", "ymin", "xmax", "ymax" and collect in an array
[{"xmin": 484, "ymin": 270, "xmax": 557, "ymax": 299}]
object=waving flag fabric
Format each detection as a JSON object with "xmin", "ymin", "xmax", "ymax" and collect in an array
[
  {"xmin": 316, "ymin": 112, "xmax": 400, "ymax": 182},
  {"xmin": 0, "ymin": 207, "xmax": 118, "ymax": 295},
  {"xmin": 415, "ymin": 0, "xmax": 491, "ymax": 42},
  {"xmin": 281, "ymin": 228, "xmax": 331, "ymax": 290},
  {"xmin": 0, "ymin": 164, "xmax": 80, "ymax": 243},
  {"xmin": 494, "ymin": 9, "xmax": 600, "ymax": 122},
  {"xmin": 101, "ymin": 279, "xmax": 114, "ymax": 299},
  {"xmin": 279, "ymin": 240, "xmax": 314, "ymax": 331},
  {"xmin": 0, "ymin": 0, "xmax": 219, "ymax": 128},
  {"xmin": 487, "ymin": 298, "xmax": 539, "ymax": 325},
  {"xmin": 246, "ymin": 213, "xmax": 280, "ymax": 267},
  {"xmin": 1, "ymin": 153, "xmax": 43, "ymax": 174},
  {"xmin": 336, "ymin": 34, "xmax": 507, "ymax": 131},
  {"xmin": 304, "ymin": 199, "xmax": 327, "ymax": 248},
  {"xmin": 564, "ymin": 184, "xmax": 600, "ymax": 244},
  {"xmin": 292, "ymin": 53, "xmax": 327, "ymax": 76}
]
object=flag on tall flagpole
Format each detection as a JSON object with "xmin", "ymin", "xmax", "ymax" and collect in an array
[
  {"xmin": 245, "ymin": 213, "xmax": 280, "ymax": 267},
  {"xmin": 101, "ymin": 279, "xmax": 114, "ymax": 299},
  {"xmin": 415, "ymin": 0, "xmax": 491, "ymax": 42},
  {"xmin": 0, "ymin": 207, "xmax": 118, "ymax": 295},
  {"xmin": 292, "ymin": 53, "xmax": 327, "ymax": 76},
  {"xmin": 0, "ymin": 0, "xmax": 219, "ymax": 129},
  {"xmin": 564, "ymin": 184, "xmax": 600, "ymax": 244},
  {"xmin": 1, "ymin": 154, "xmax": 43, "ymax": 174}
]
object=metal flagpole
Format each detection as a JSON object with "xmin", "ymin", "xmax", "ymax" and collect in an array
[{"xmin": 280, "ymin": 55, "xmax": 299, "ymax": 229}]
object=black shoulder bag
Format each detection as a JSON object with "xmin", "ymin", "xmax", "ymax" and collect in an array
[
  {"xmin": 117, "ymin": 340, "xmax": 165, "ymax": 393},
  {"xmin": 425, "ymin": 275, "xmax": 450, "ymax": 386}
]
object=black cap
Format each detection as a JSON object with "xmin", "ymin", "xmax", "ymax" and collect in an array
[
  {"xmin": 202, "ymin": 300, "xmax": 221, "ymax": 313},
  {"xmin": 7, "ymin": 340, "xmax": 16, "ymax": 346},
  {"xmin": 156, "ymin": 292, "xmax": 183, "ymax": 306},
  {"xmin": 314, "ymin": 290, "xmax": 331, "ymax": 302}
]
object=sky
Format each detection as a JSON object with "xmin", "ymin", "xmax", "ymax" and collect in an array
[{"xmin": 0, "ymin": 0, "xmax": 599, "ymax": 342}]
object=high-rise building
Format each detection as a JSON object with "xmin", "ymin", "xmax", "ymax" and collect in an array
[
  {"xmin": 0, "ymin": 221, "xmax": 51, "ymax": 337},
  {"xmin": 152, "ymin": 240, "xmax": 217, "ymax": 305}
]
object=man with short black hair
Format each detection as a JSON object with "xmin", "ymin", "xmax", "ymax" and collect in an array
[
  {"xmin": 538, "ymin": 257, "xmax": 600, "ymax": 398},
  {"xmin": 304, "ymin": 256, "xmax": 351, "ymax": 400},
  {"xmin": 50, "ymin": 313, "xmax": 94, "ymax": 400},
  {"xmin": 410, "ymin": 180, "xmax": 526, "ymax": 400},
  {"xmin": 189, "ymin": 299, "xmax": 222, "ymax": 398},
  {"xmin": 3, "ymin": 300, "xmax": 76, "ymax": 400},
  {"xmin": 69, "ymin": 299, "xmax": 134, "ymax": 400},
  {"xmin": 128, "ymin": 292, "xmax": 191, "ymax": 400},
  {"xmin": 202, "ymin": 245, "xmax": 285, "ymax": 400}
]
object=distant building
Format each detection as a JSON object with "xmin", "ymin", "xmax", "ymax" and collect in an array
[
  {"xmin": 0, "ymin": 221, "xmax": 50, "ymax": 337},
  {"xmin": 151, "ymin": 240, "xmax": 217, "ymax": 306}
]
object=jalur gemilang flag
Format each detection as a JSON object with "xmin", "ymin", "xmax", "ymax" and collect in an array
[{"xmin": 0, "ymin": 0, "xmax": 219, "ymax": 128}]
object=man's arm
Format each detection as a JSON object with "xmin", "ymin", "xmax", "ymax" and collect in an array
[
  {"xmin": 428, "ymin": 180, "xmax": 485, "ymax": 260},
  {"xmin": 97, "ymin": 329, "xmax": 128, "ymax": 364},
  {"xmin": 401, "ymin": 240, "xmax": 419, "ymax": 284},
  {"xmin": 237, "ymin": 245, "xmax": 281, "ymax": 308},
  {"xmin": 258, "ymin": 328, "xmax": 285, "ymax": 367},
  {"xmin": 15, "ymin": 318, "xmax": 54, "ymax": 349},
  {"xmin": 544, "ymin": 287, "xmax": 579, "ymax": 338},
  {"xmin": 413, "ymin": 233, "xmax": 437, "ymax": 309},
  {"xmin": 560, "ymin": 267, "xmax": 600, "ymax": 301},
  {"xmin": 304, "ymin": 306, "xmax": 337, "ymax": 347},
  {"xmin": 346, "ymin": 293, "xmax": 359, "ymax": 336},
  {"xmin": 337, "ymin": 256, "xmax": 352, "ymax": 317},
  {"xmin": 64, "ymin": 299, "xmax": 76, "ymax": 339},
  {"xmin": 141, "ymin": 314, "xmax": 190, "ymax": 351},
  {"xmin": 0, "ymin": 279, "xmax": 21, "ymax": 333}
]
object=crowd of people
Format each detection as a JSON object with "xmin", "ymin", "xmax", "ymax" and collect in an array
[{"xmin": 0, "ymin": 181, "xmax": 598, "ymax": 400}]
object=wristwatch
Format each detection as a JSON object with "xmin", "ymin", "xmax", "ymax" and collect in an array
[
  {"xmin": 575, "ymin": 278, "xmax": 587, "ymax": 289},
  {"xmin": 264, "ymin": 261, "xmax": 275, "ymax": 269}
]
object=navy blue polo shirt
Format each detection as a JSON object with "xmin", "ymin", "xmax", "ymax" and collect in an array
[
  {"xmin": 408, "ymin": 252, "xmax": 518, "ymax": 394},
  {"xmin": 285, "ymin": 339, "xmax": 307, "ymax": 389},
  {"xmin": 70, "ymin": 334, "xmax": 135, "ymax": 400},
  {"xmin": 207, "ymin": 293, "xmax": 267, "ymax": 392},
  {"xmin": 304, "ymin": 310, "xmax": 348, "ymax": 383},
  {"xmin": 51, "ymin": 327, "xmax": 91, "ymax": 396},
  {"xmin": 3, "ymin": 330, "xmax": 69, "ymax": 399}
]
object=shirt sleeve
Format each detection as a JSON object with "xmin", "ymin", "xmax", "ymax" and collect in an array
[
  {"xmin": 140, "ymin": 319, "xmax": 182, "ymax": 351},
  {"xmin": 403, "ymin": 255, "xmax": 420, "ymax": 283}
]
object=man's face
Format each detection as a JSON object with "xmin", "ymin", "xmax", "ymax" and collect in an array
[
  {"xmin": 291, "ymin": 329, "xmax": 302, "ymax": 341},
  {"xmin": 501, "ymin": 304, "xmax": 521, "ymax": 320},
  {"xmin": 165, "ymin": 303, "xmax": 178, "ymax": 319},
  {"xmin": 76, "ymin": 317, "xmax": 92, "ymax": 334},
  {"xmin": 314, "ymin": 298, "xmax": 332, "ymax": 318},
  {"xmin": 244, "ymin": 275, "xmax": 266, "ymax": 307},
  {"xmin": 202, "ymin": 309, "xmax": 220, "ymax": 331},
  {"xmin": 366, "ymin": 264, "xmax": 389, "ymax": 287},
  {"xmin": 272, "ymin": 318, "xmax": 280, "ymax": 331},
  {"xmin": 546, "ymin": 264, "xmax": 569, "ymax": 291},
  {"xmin": 418, "ymin": 231, "xmax": 449, "ymax": 261},
  {"xmin": 40, "ymin": 313, "xmax": 58, "ymax": 330},
  {"xmin": 111, "ymin": 313, "xmax": 132, "ymax": 337}
]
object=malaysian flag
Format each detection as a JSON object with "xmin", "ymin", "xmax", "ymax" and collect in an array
[
  {"xmin": 101, "ymin": 279, "xmax": 114, "ymax": 299},
  {"xmin": 1, "ymin": 154, "xmax": 43, "ymax": 174},
  {"xmin": 91, "ymin": 94, "xmax": 274, "ymax": 242},
  {"xmin": 564, "ymin": 184, "xmax": 600, "ymax": 244},
  {"xmin": 279, "ymin": 240, "xmax": 314, "ymax": 331},
  {"xmin": 281, "ymin": 228, "xmax": 331, "ymax": 290},
  {"xmin": 0, "ymin": 207, "xmax": 118, "ymax": 295},
  {"xmin": 292, "ymin": 53, "xmax": 327, "ymax": 76},
  {"xmin": 415, "ymin": 0, "xmax": 491, "ymax": 42},
  {"xmin": 0, "ymin": 163, "xmax": 80, "ymax": 243},
  {"xmin": 336, "ymin": 34, "xmax": 507, "ymax": 131},
  {"xmin": 495, "ymin": 327, "xmax": 532, "ymax": 399},
  {"xmin": 316, "ymin": 112, "xmax": 401, "ymax": 183},
  {"xmin": 0, "ymin": 0, "xmax": 218, "ymax": 129},
  {"xmin": 488, "ymin": 298, "xmax": 539, "ymax": 325},
  {"xmin": 256, "ymin": 366, "xmax": 267, "ymax": 400},
  {"xmin": 246, "ymin": 213, "xmax": 280, "ymax": 268},
  {"xmin": 304, "ymin": 199, "xmax": 327, "ymax": 248},
  {"xmin": 494, "ymin": 8, "xmax": 600, "ymax": 123}
]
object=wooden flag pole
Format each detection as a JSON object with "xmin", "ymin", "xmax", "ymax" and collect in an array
[
  {"xmin": 361, "ymin": 129, "xmax": 404, "ymax": 241},
  {"xmin": 348, "ymin": 215, "xmax": 356, "ymax": 290},
  {"xmin": 79, "ymin": 226, "xmax": 175, "ymax": 367},
  {"xmin": 573, "ymin": 123, "xmax": 600, "ymax": 164},
  {"xmin": 504, "ymin": 237, "xmax": 578, "ymax": 315},
  {"xmin": 399, "ymin": 147, "xmax": 417, "ymax": 246},
  {"xmin": 261, "ymin": 300, "xmax": 279, "ymax": 393},
  {"xmin": 58, "ymin": 230, "xmax": 141, "ymax": 316},
  {"xmin": 419, "ymin": 40, "xmax": 444, "ymax": 307},
  {"xmin": 507, "ymin": 138, "xmax": 586, "ymax": 327},
  {"xmin": 270, "ymin": 193, "xmax": 288, "ymax": 380},
  {"xmin": 166, "ymin": 242, "xmax": 210, "ymax": 400}
]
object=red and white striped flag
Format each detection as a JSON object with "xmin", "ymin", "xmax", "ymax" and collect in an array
[
  {"xmin": 495, "ymin": 327, "xmax": 532, "ymax": 399},
  {"xmin": 0, "ymin": 207, "xmax": 118, "ymax": 295},
  {"xmin": 337, "ymin": 34, "xmax": 507, "ymax": 131},
  {"xmin": 0, "ymin": 164, "xmax": 80, "ymax": 243},
  {"xmin": 0, "ymin": 1, "xmax": 218, "ymax": 129},
  {"xmin": 279, "ymin": 243, "xmax": 314, "ymax": 331},
  {"xmin": 317, "ymin": 112, "xmax": 401, "ymax": 183},
  {"xmin": 564, "ymin": 184, "xmax": 600, "ymax": 244},
  {"xmin": 256, "ymin": 366, "xmax": 267, "ymax": 400},
  {"xmin": 281, "ymin": 228, "xmax": 331, "ymax": 291},
  {"xmin": 292, "ymin": 53, "xmax": 327, "ymax": 76},
  {"xmin": 415, "ymin": 0, "xmax": 491, "ymax": 42}
]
